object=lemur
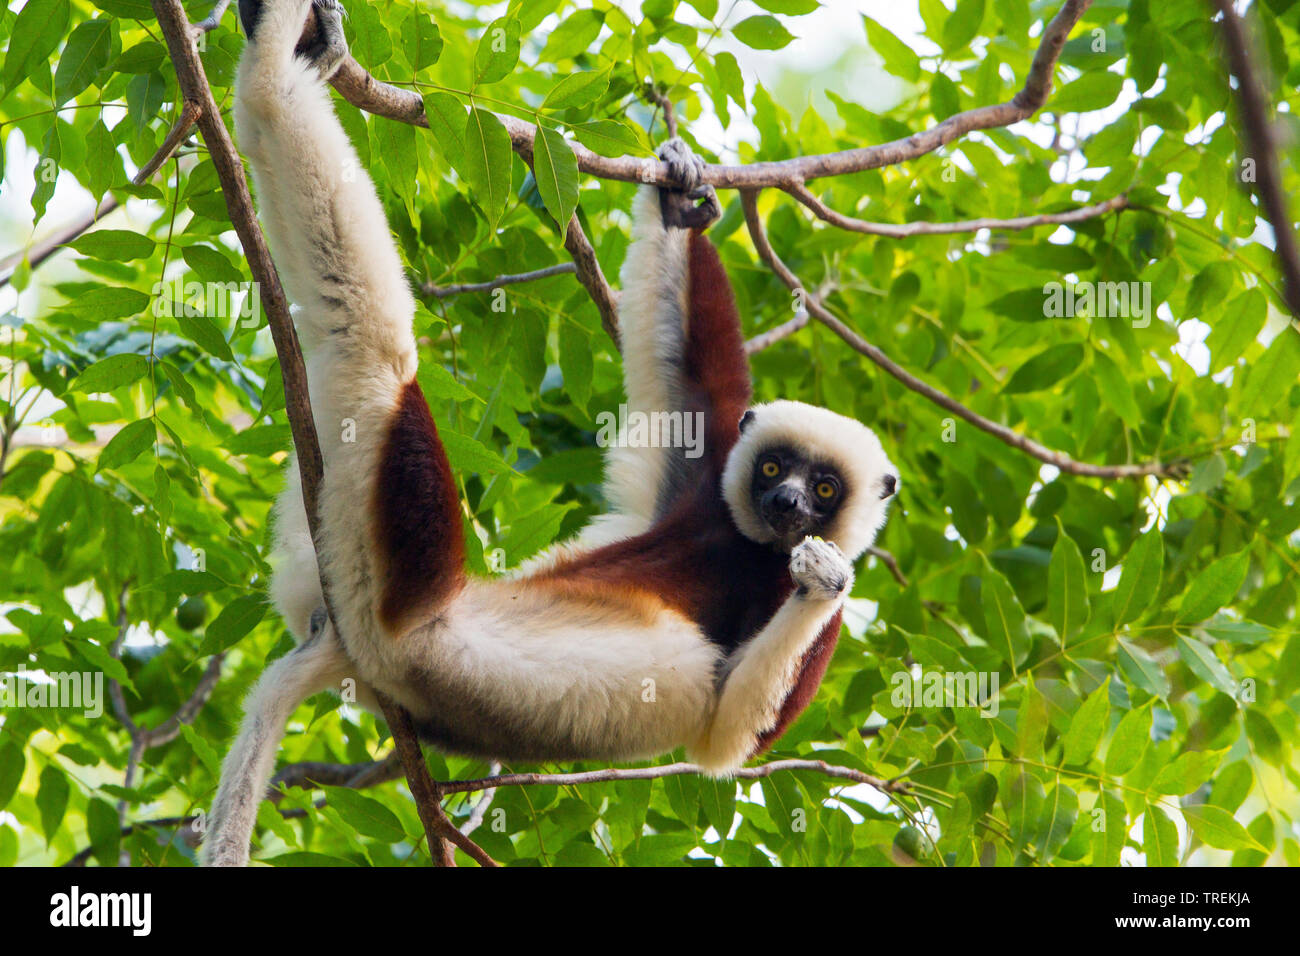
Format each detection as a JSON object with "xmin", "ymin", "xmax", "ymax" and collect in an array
[{"xmin": 203, "ymin": 0, "xmax": 899, "ymax": 866}]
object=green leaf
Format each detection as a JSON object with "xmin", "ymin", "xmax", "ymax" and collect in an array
[
  {"xmin": 1002, "ymin": 343, "xmax": 1084, "ymax": 394},
  {"xmin": 1062, "ymin": 679, "xmax": 1109, "ymax": 765},
  {"xmin": 1048, "ymin": 519, "xmax": 1089, "ymax": 641},
  {"xmin": 177, "ymin": 311, "xmax": 235, "ymax": 362},
  {"xmin": 87, "ymin": 798, "xmax": 121, "ymax": 865},
  {"xmin": 1207, "ymin": 289, "xmax": 1266, "ymax": 372},
  {"xmin": 1105, "ymin": 704, "xmax": 1151, "ymax": 775},
  {"xmin": 54, "ymin": 19, "xmax": 112, "ymax": 105},
  {"xmin": 475, "ymin": 17, "xmax": 521, "ymax": 83},
  {"xmin": 1143, "ymin": 802, "xmax": 1179, "ymax": 865},
  {"xmin": 37, "ymin": 765, "xmax": 70, "ymax": 844},
  {"xmin": 179, "ymin": 724, "xmax": 222, "ymax": 776},
  {"xmin": 226, "ymin": 424, "xmax": 293, "ymax": 457},
  {"xmin": 85, "ymin": 119, "xmax": 117, "ymax": 204},
  {"xmin": 198, "ymin": 594, "xmax": 268, "ymax": 656},
  {"xmin": 0, "ymin": 741, "xmax": 24, "ymax": 811},
  {"xmin": 981, "ymin": 558, "xmax": 1030, "ymax": 668},
  {"xmin": 864, "ymin": 16, "xmax": 921, "ymax": 82},
  {"xmin": 182, "ymin": 244, "xmax": 243, "ymax": 284},
  {"xmin": 533, "ymin": 125, "xmax": 580, "ymax": 230},
  {"xmin": 462, "ymin": 108, "xmax": 512, "ymax": 228},
  {"xmin": 1091, "ymin": 348, "xmax": 1142, "ymax": 426},
  {"xmin": 1112, "ymin": 531, "xmax": 1163, "ymax": 626},
  {"xmin": 1175, "ymin": 635, "xmax": 1236, "ymax": 695},
  {"xmin": 71, "ymin": 354, "xmax": 149, "ymax": 394},
  {"xmin": 542, "ymin": 68, "xmax": 611, "ymax": 111},
  {"xmin": 423, "ymin": 92, "xmax": 466, "ymax": 168},
  {"xmin": 1116, "ymin": 637, "xmax": 1171, "ymax": 699},
  {"xmin": 1051, "ymin": 71, "xmax": 1124, "ymax": 113},
  {"xmin": 1241, "ymin": 329, "xmax": 1300, "ymax": 416},
  {"xmin": 571, "ymin": 120, "xmax": 646, "ymax": 157},
  {"xmin": 97, "ymin": 419, "xmax": 155, "ymax": 473},
  {"xmin": 1177, "ymin": 549, "xmax": 1249, "ymax": 623},
  {"xmin": 348, "ymin": 2, "xmax": 392, "ymax": 67},
  {"xmin": 538, "ymin": 8, "xmax": 604, "ymax": 62},
  {"xmin": 3, "ymin": 0, "xmax": 71, "ymax": 95},
  {"xmin": 64, "ymin": 287, "xmax": 150, "ymax": 322},
  {"xmin": 67, "ymin": 229, "xmax": 155, "ymax": 262},
  {"xmin": 733, "ymin": 15, "xmax": 796, "ymax": 50},
  {"xmin": 402, "ymin": 8, "xmax": 443, "ymax": 72},
  {"xmin": 1183, "ymin": 804, "xmax": 1255, "ymax": 852},
  {"xmin": 441, "ymin": 430, "xmax": 512, "ymax": 476},
  {"xmin": 558, "ymin": 318, "xmax": 592, "ymax": 411},
  {"xmin": 941, "ymin": 0, "xmax": 984, "ymax": 52},
  {"xmin": 320, "ymin": 785, "xmax": 405, "ymax": 842},
  {"xmin": 1152, "ymin": 750, "xmax": 1222, "ymax": 796}
]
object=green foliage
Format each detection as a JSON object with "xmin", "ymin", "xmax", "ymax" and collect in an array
[{"xmin": 0, "ymin": 0, "xmax": 1297, "ymax": 867}]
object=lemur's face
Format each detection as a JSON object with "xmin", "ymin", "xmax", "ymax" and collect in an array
[{"xmin": 722, "ymin": 400, "xmax": 899, "ymax": 557}]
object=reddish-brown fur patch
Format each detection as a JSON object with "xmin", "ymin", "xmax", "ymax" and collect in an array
[
  {"xmin": 685, "ymin": 232, "xmax": 752, "ymax": 469},
  {"xmin": 374, "ymin": 380, "xmax": 465, "ymax": 635},
  {"xmin": 752, "ymin": 608, "xmax": 844, "ymax": 754}
]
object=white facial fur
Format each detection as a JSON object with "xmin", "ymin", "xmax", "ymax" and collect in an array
[{"xmin": 721, "ymin": 400, "xmax": 898, "ymax": 559}]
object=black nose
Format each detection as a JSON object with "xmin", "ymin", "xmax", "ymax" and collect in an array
[
  {"xmin": 772, "ymin": 486, "xmax": 801, "ymax": 512},
  {"xmin": 880, "ymin": 474, "xmax": 897, "ymax": 499}
]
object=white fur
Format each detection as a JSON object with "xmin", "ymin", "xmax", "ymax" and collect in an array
[
  {"xmin": 205, "ymin": 0, "xmax": 896, "ymax": 865},
  {"xmin": 722, "ymin": 400, "xmax": 899, "ymax": 560}
]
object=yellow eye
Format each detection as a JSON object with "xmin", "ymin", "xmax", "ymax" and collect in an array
[
  {"xmin": 761, "ymin": 461, "xmax": 780, "ymax": 478},
  {"xmin": 816, "ymin": 481, "xmax": 837, "ymax": 499}
]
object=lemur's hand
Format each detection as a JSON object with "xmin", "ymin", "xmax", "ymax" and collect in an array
[
  {"xmin": 240, "ymin": 0, "xmax": 348, "ymax": 80},
  {"xmin": 657, "ymin": 138, "xmax": 720, "ymax": 231},
  {"xmin": 790, "ymin": 536, "xmax": 854, "ymax": 602}
]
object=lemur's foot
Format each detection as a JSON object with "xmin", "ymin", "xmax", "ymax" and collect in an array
[
  {"xmin": 298, "ymin": 0, "xmax": 348, "ymax": 79},
  {"xmin": 240, "ymin": 0, "xmax": 348, "ymax": 80},
  {"xmin": 790, "ymin": 536, "xmax": 853, "ymax": 601},
  {"xmin": 657, "ymin": 137, "xmax": 720, "ymax": 231}
]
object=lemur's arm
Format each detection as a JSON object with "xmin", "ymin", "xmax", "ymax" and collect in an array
[
  {"xmin": 689, "ymin": 536, "xmax": 853, "ymax": 771},
  {"xmin": 604, "ymin": 143, "xmax": 750, "ymax": 522}
]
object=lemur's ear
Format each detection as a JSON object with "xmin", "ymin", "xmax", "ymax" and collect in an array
[{"xmin": 739, "ymin": 410, "xmax": 756, "ymax": 434}]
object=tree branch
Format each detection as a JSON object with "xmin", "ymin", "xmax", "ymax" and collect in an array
[
  {"xmin": 739, "ymin": 189, "xmax": 1185, "ymax": 479},
  {"xmin": 327, "ymin": 0, "xmax": 1092, "ymax": 189},
  {"xmin": 438, "ymin": 759, "xmax": 911, "ymax": 797},
  {"xmin": 421, "ymin": 262, "xmax": 575, "ymax": 298},
  {"xmin": 1210, "ymin": 0, "xmax": 1300, "ymax": 317},
  {"xmin": 0, "ymin": 102, "xmax": 201, "ymax": 289},
  {"xmin": 784, "ymin": 184, "xmax": 1129, "ymax": 238}
]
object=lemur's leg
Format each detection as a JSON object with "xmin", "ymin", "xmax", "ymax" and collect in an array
[
  {"xmin": 233, "ymin": 0, "xmax": 463, "ymax": 644},
  {"xmin": 202, "ymin": 630, "xmax": 353, "ymax": 866},
  {"xmin": 687, "ymin": 537, "xmax": 852, "ymax": 773}
]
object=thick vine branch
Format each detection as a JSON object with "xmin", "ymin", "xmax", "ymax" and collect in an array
[
  {"xmin": 1210, "ymin": 0, "xmax": 1300, "ymax": 317},
  {"xmin": 327, "ymin": 0, "xmax": 1092, "ymax": 189},
  {"xmin": 149, "ymin": 0, "xmax": 495, "ymax": 868},
  {"xmin": 740, "ymin": 189, "xmax": 1185, "ymax": 480}
]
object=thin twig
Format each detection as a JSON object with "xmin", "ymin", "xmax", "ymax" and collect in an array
[
  {"xmin": 422, "ymin": 262, "xmax": 576, "ymax": 298},
  {"xmin": 784, "ymin": 184, "xmax": 1129, "ymax": 238},
  {"xmin": 739, "ymin": 189, "xmax": 1185, "ymax": 479},
  {"xmin": 0, "ymin": 102, "xmax": 201, "ymax": 288}
]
